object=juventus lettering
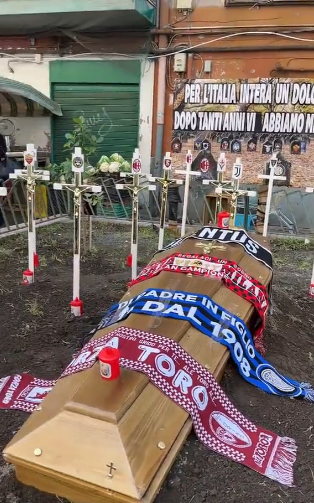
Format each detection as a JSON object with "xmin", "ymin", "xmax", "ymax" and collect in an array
[{"xmin": 155, "ymin": 226, "xmax": 273, "ymax": 270}]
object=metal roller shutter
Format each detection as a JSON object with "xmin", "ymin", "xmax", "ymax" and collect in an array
[{"xmin": 51, "ymin": 83, "xmax": 140, "ymax": 164}]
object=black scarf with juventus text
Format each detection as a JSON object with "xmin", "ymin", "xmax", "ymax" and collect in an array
[{"xmin": 155, "ymin": 227, "xmax": 273, "ymax": 271}]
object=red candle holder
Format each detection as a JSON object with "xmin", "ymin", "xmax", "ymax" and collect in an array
[
  {"xmin": 98, "ymin": 347, "xmax": 120, "ymax": 381},
  {"xmin": 70, "ymin": 297, "xmax": 84, "ymax": 316},
  {"xmin": 22, "ymin": 268, "xmax": 34, "ymax": 285},
  {"xmin": 217, "ymin": 211, "xmax": 230, "ymax": 229}
]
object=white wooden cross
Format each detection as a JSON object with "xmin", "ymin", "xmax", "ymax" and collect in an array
[
  {"xmin": 148, "ymin": 152, "xmax": 183, "ymax": 250},
  {"xmin": 9, "ymin": 143, "xmax": 50, "ymax": 283},
  {"xmin": 53, "ymin": 147, "xmax": 102, "ymax": 315},
  {"xmin": 217, "ymin": 157, "xmax": 256, "ymax": 227},
  {"xmin": 0, "ymin": 185, "xmax": 7, "ymax": 229},
  {"xmin": 303, "ymin": 186, "xmax": 314, "ymax": 297},
  {"xmin": 258, "ymin": 153, "xmax": 286, "ymax": 237},
  {"xmin": 116, "ymin": 148, "xmax": 156, "ymax": 280},
  {"xmin": 202, "ymin": 152, "xmax": 233, "ymax": 223},
  {"xmin": 175, "ymin": 150, "xmax": 201, "ymax": 237}
]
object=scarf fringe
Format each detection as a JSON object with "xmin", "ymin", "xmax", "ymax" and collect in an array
[
  {"xmin": 300, "ymin": 382, "xmax": 314, "ymax": 401},
  {"xmin": 265, "ymin": 437, "xmax": 297, "ymax": 487},
  {"xmin": 303, "ymin": 387, "xmax": 314, "ymax": 402},
  {"xmin": 254, "ymin": 338, "xmax": 266, "ymax": 355}
]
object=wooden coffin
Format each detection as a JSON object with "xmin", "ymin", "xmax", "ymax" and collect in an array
[{"xmin": 3, "ymin": 230, "xmax": 272, "ymax": 503}]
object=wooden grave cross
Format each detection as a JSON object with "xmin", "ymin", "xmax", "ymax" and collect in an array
[
  {"xmin": 9, "ymin": 144, "xmax": 50, "ymax": 282},
  {"xmin": 175, "ymin": 150, "xmax": 201, "ymax": 237},
  {"xmin": 0, "ymin": 185, "xmax": 7, "ymax": 230},
  {"xmin": 116, "ymin": 148, "xmax": 156, "ymax": 280},
  {"xmin": 53, "ymin": 147, "xmax": 102, "ymax": 315},
  {"xmin": 148, "ymin": 152, "xmax": 183, "ymax": 250},
  {"xmin": 202, "ymin": 152, "xmax": 233, "ymax": 224},
  {"xmin": 258, "ymin": 153, "xmax": 286, "ymax": 237},
  {"xmin": 304, "ymin": 186, "xmax": 314, "ymax": 296}
]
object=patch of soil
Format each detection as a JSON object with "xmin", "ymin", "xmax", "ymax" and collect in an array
[{"xmin": 0, "ymin": 224, "xmax": 313, "ymax": 503}]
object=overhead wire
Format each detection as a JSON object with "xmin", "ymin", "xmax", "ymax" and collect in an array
[{"xmin": 2, "ymin": 30, "xmax": 314, "ymax": 65}]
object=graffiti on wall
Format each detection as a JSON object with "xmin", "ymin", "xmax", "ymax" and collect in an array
[{"xmin": 172, "ymin": 78, "xmax": 314, "ymax": 188}]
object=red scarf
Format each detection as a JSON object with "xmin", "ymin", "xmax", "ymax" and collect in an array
[
  {"xmin": 128, "ymin": 253, "xmax": 269, "ymax": 353},
  {"xmin": 0, "ymin": 326, "xmax": 296, "ymax": 487}
]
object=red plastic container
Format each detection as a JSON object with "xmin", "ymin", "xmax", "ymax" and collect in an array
[
  {"xmin": 98, "ymin": 347, "xmax": 121, "ymax": 380},
  {"xmin": 22, "ymin": 268, "xmax": 34, "ymax": 285},
  {"xmin": 70, "ymin": 297, "xmax": 84, "ymax": 316},
  {"xmin": 217, "ymin": 211, "xmax": 230, "ymax": 229}
]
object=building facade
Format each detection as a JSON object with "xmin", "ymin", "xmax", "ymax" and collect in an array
[
  {"xmin": 0, "ymin": 1, "xmax": 156, "ymax": 172},
  {"xmin": 152, "ymin": 0, "xmax": 314, "ymax": 188}
]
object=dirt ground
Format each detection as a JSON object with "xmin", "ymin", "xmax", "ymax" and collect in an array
[{"xmin": 0, "ymin": 222, "xmax": 314, "ymax": 503}]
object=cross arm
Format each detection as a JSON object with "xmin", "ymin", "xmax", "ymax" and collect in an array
[
  {"xmin": 116, "ymin": 182, "xmax": 156, "ymax": 192},
  {"xmin": 175, "ymin": 170, "xmax": 201, "ymax": 176},
  {"xmin": 258, "ymin": 174, "xmax": 286, "ymax": 181},
  {"xmin": 148, "ymin": 176, "xmax": 183, "ymax": 185},
  {"xmin": 53, "ymin": 182, "xmax": 101, "ymax": 193}
]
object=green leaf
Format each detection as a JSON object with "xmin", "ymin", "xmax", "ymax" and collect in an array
[{"xmin": 96, "ymin": 136, "xmax": 104, "ymax": 143}]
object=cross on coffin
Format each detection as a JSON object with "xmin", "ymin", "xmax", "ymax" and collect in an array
[
  {"xmin": 106, "ymin": 461, "xmax": 117, "ymax": 479},
  {"xmin": 258, "ymin": 153, "xmax": 286, "ymax": 237},
  {"xmin": 195, "ymin": 240, "xmax": 226, "ymax": 255}
]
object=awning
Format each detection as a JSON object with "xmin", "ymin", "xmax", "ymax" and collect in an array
[
  {"xmin": 0, "ymin": 77, "xmax": 62, "ymax": 117},
  {"xmin": 0, "ymin": 0, "xmax": 156, "ymax": 34}
]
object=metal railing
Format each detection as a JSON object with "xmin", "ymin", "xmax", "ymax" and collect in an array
[
  {"xmin": 1, "ymin": 174, "xmax": 314, "ymax": 237},
  {"xmin": 0, "ymin": 178, "xmax": 68, "ymax": 236}
]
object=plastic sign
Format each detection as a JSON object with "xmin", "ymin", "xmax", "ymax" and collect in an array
[
  {"xmin": 200, "ymin": 158, "xmax": 210, "ymax": 173},
  {"xmin": 217, "ymin": 153, "xmax": 226, "ymax": 172},
  {"xmin": 232, "ymin": 158, "xmax": 243, "ymax": 180},
  {"xmin": 132, "ymin": 158, "xmax": 142, "ymax": 174},
  {"xmin": 23, "ymin": 143, "xmax": 37, "ymax": 168},
  {"xmin": 72, "ymin": 153, "xmax": 84, "ymax": 173},
  {"xmin": 24, "ymin": 151, "xmax": 36, "ymax": 168},
  {"xmin": 163, "ymin": 152, "xmax": 172, "ymax": 171},
  {"xmin": 186, "ymin": 151, "xmax": 192, "ymax": 165}
]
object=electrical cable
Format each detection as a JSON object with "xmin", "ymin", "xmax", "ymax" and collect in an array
[{"xmin": 2, "ymin": 30, "xmax": 314, "ymax": 65}]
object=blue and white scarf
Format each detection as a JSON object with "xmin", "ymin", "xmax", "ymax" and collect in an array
[{"xmin": 98, "ymin": 289, "xmax": 313, "ymax": 402}]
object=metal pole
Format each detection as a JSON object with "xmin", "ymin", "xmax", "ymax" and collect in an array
[
  {"xmin": 131, "ymin": 174, "xmax": 139, "ymax": 281},
  {"xmin": 244, "ymin": 194, "xmax": 249, "ymax": 231}
]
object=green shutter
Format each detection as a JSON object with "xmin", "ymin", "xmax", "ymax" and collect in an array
[{"xmin": 51, "ymin": 83, "xmax": 140, "ymax": 164}]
